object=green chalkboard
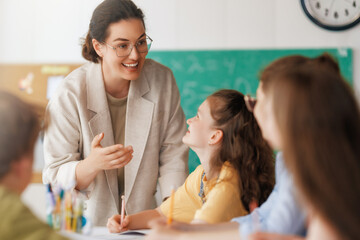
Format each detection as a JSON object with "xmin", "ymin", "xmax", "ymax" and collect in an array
[{"xmin": 147, "ymin": 48, "xmax": 353, "ymax": 173}]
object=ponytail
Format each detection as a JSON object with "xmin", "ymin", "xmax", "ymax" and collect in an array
[{"xmin": 81, "ymin": 31, "xmax": 100, "ymax": 63}]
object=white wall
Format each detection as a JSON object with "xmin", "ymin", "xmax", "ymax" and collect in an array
[
  {"xmin": 1, "ymin": 0, "xmax": 359, "ymax": 96},
  {"xmin": 1, "ymin": 0, "xmax": 359, "ymax": 219}
]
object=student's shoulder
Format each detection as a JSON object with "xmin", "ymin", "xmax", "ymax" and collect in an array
[
  {"xmin": 0, "ymin": 186, "xmax": 24, "ymax": 211},
  {"xmin": 185, "ymin": 165, "xmax": 204, "ymax": 185},
  {"xmin": 192, "ymin": 164, "xmax": 205, "ymax": 175},
  {"xmin": 0, "ymin": 187, "xmax": 67, "ymax": 240},
  {"xmin": 0, "ymin": 186, "xmax": 31, "ymax": 227},
  {"xmin": 221, "ymin": 161, "xmax": 236, "ymax": 175},
  {"xmin": 218, "ymin": 162, "xmax": 239, "ymax": 184}
]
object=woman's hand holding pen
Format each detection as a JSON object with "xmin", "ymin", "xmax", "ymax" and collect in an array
[
  {"xmin": 107, "ymin": 209, "xmax": 162, "ymax": 233},
  {"xmin": 75, "ymin": 133, "xmax": 133, "ymax": 190},
  {"xmin": 107, "ymin": 214, "xmax": 130, "ymax": 233},
  {"xmin": 86, "ymin": 133, "xmax": 133, "ymax": 172}
]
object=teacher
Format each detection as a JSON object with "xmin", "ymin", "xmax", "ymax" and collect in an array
[{"xmin": 43, "ymin": 0, "xmax": 189, "ymax": 226}]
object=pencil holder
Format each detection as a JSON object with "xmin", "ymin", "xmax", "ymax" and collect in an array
[{"xmin": 45, "ymin": 183, "xmax": 90, "ymax": 233}]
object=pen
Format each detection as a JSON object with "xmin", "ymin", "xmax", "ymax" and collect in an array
[
  {"xmin": 120, "ymin": 195, "xmax": 125, "ymax": 228},
  {"xmin": 167, "ymin": 187, "xmax": 175, "ymax": 225}
]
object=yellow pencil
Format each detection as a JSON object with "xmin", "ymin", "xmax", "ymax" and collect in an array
[
  {"xmin": 72, "ymin": 198, "xmax": 78, "ymax": 232},
  {"xmin": 72, "ymin": 211, "xmax": 77, "ymax": 232},
  {"xmin": 65, "ymin": 191, "xmax": 72, "ymax": 230},
  {"xmin": 167, "ymin": 187, "xmax": 175, "ymax": 225}
]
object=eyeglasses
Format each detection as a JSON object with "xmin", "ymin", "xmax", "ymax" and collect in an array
[
  {"xmin": 244, "ymin": 94, "xmax": 257, "ymax": 112},
  {"xmin": 103, "ymin": 35, "xmax": 153, "ymax": 57}
]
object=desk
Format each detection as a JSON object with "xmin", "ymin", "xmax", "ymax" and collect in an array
[{"xmin": 60, "ymin": 227, "xmax": 149, "ymax": 240}]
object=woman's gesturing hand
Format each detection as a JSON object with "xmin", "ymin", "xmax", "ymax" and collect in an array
[
  {"xmin": 86, "ymin": 133, "xmax": 133, "ymax": 172},
  {"xmin": 75, "ymin": 132, "xmax": 133, "ymax": 190}
]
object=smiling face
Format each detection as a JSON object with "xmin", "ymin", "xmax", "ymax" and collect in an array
[
  {"xmin": 95, "ymin": 18, "xmax": 148, "ymax": 82},
  {"xmin": 253, "ymin": 82, "xmax": 282, "ymax": 150},
  {"xmin": 182, "ymin": 99, "xmax": 217, "ymax": 151}
]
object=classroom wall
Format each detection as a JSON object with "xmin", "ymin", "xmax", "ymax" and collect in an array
[
  {"xmin": 1, "ymin": 0, "xmax": 360, "ymax": 220},
  {"xmin": 1, "ymin": 0, "xmax": 359, "ymax": 97}
]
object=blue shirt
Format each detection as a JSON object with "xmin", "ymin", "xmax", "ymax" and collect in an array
[{"xmin": 232, "ymin": 152, "xmax": 307, "ymax": 237}]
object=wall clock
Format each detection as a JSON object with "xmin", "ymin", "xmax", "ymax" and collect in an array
[{"xmin": 301, "ymin": 0, "xmax": 360, "ymax": 31}]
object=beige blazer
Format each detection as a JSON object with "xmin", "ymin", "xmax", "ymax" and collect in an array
[{"xmin": 43, "ymin": 59, "xmax": 189, "ymax": 226}]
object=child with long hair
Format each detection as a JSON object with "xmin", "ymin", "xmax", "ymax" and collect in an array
[
  {"xmin": 107, "ymin": 89, "xmax": 275, "ymax": 232},
  {"xmin": 249, "ymin": 53, "xmax": 360, "ymax": 240}
]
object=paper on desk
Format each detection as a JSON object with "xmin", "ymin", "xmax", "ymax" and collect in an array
[
  {"xmin": 89, "ymin": 227, "xmax": 149, "ymax": 239},
  {"xmin": 61, "ymin": 227, "xmax": 148, "ymax": 240},
  {"xmin": 119, "ymin": 229, "xmax": 150, "ymax": 236}
]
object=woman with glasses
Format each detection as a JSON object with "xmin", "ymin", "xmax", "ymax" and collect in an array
[{"xmin": 43, "ymin": 0, "xmax": 188, "ymax": 226}]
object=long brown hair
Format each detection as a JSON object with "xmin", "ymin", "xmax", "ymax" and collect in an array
[
  {"xmin": 262, "ymin": 54, "xmax": 360, "ymax": 240},
  {"xmin": 82, "ymin": 0, "xmax": 145, "ymax": 63},
  {"xmin": 207, "ymin": 89, "xmax": 275, "ymax": 211}
]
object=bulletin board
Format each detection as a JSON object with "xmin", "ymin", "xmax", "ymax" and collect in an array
[
  {"xmin": 0, "ymin": 64, "xmax": 81, "ymax": 183},
  {"xmin": 0, "ymin": 64, "xmax": 81, "ymax": 109}
]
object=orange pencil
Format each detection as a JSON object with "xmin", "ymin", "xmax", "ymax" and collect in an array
[{"xmin": 167, "ymin": 187, "xmax": 175, "ymax": 225}]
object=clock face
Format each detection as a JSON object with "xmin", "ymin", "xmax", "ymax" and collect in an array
[{"xmin": 301, "ymin": 0, "xmax": 360, "ymax": 31}]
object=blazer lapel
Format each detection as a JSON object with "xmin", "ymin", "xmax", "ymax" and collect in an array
[
  {"xmin": 86, "ymin": 63, "xmax": 119, "ymax": 211},
  {"xmin": 124, "ymin": 69, "xmax": 154, "ymax": 201}
]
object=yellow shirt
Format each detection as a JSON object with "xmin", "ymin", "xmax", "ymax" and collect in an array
[{"xmin": 160, "ymin": 162, "xmax": 248, "ymax": 223}]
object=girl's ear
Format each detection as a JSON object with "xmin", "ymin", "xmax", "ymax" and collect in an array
[
  {"xmin": 92, "ymin": 39, "xmax": 104, "ymax": 58},
  {"xmin": 208, "ymin": 129, "xmax": 223, "ymax": 145}
]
